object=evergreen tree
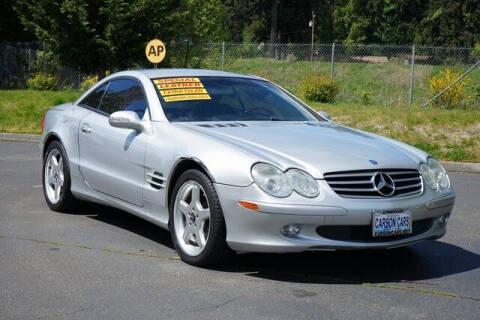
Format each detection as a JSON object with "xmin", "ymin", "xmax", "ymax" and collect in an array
[
  {"xmin": 417, "ymin": 0, "xmax": 480, "ymax": 46},
  {"xmin": 15, "ymin": 0, "xmax": 183, "ymax": 78},
  {"xmin": 187, "ymin": 0, "xmax": 230, "ymax": 42},
  {"xmin": 0, "ymin": 0, "xmax": 35, "ymax": 42}
]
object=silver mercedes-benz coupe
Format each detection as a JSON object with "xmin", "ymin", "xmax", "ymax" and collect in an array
[{"xmin": 41, "ymin": 69, "xmax": 455, "ymax": 266}]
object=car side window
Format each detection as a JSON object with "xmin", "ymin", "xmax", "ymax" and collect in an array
[
  {"xmin": 98, "ymin": 78, "xmax": 148, "ymax": 118},
  {"xmin": 80, "ymin": 83, "xmax": 108, "ymax": 109}
]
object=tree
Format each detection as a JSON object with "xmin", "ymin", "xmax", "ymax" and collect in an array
[
  {"xmin": 378, "ymin": 0, "xmax": 427, "ymax": 44},
  {"xmin": 222, "ymin": 0, "xmax": 271, "ymax": 42},
  {"xmin": 14, "ymin": 0, "xmax": 184, "ymax": 78},
  {"xmin": 333, "ymin": 0, "xmax": 430, "ymax": 45},
  {"xmin": 186, "ymin": 0, "xmax": 229, "ymax": 42},
  {"xmin": 0, "ymin": 0, "xmax": 35, "ymax": 42},
  {"xmin": 416, "ymin": 0, "xmax": 480, "ymax": 46}
]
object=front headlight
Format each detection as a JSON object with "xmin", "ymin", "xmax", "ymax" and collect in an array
[
  {"xmin": 251, "ymin": 163, "xmax": 319, "ymax": 198},
  {"xmin": 286, "ymin": 169, "xmax": 319, "ymax": 198},
  {"xmin": 419, "ymin": 157, "xmax": 450, "ymax": 192}
]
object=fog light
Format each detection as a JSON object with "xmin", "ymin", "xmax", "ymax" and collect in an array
[
  {"xmin": 281, "ymin": 224, "xmax": 301, "ymax": 236},
  {"xmin": 438, "ymin": 214, "xmax": 449, "ymax": 224}
]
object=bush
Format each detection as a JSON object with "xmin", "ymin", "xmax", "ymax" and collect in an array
[
  {"xmin": 300, "ymin": 76, "xmax": 339, "ymax": 103},
  {"xmin": 472, "ymin": 42, "xmax": 480, "ymax": 57},
  {"xmin": 472, "ymin": 85, "xmax": 480, "ymax": 104},
  {"xmin": 358, "ymin": 90, "xmax": 372, "ymax": 105},
  {"xmin": 80, "ymin": 75, "xmax": 98, "ymax": 91},
  {"xmin": 428, "ymin": 69, "xmax": 468, "ymax": 108},
  {"xmin": 26, "ymin": 73, "xmax": 58, "ymax": 90},
  {"xmin": 31, "ymin": 50, "xmax": 60, "ymax": 74}
]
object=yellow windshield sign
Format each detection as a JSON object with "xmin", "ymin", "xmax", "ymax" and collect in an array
[
  {"xmin": 156, "ymin": 82, "xmax": 204, "ymax": 89},
  {"xmin": 154, "ymin": 77, "xmax": 211, "ymax": 102},
  {"xmin": 160, "ymin": 88, "xmax": 208, "ymax": 96},
  {"xmin": 163, "ymin": 94, "xmax": 211, "ymax": 102},
  {"xmin": 154, "ymin": 77, "xmax": 201, "ymax": 84}
]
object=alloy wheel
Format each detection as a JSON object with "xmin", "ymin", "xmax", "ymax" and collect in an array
[
  {"xmin": 44, "ymin": 149, "xmax": 64, "ymax": 204},
  {"xmin": 173, "ymin": 181, "xmax": 211, "ymax": 256}
]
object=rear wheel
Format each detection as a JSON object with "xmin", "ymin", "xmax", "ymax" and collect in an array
[
  {"xmin": 42, "ymin": 141, "xmax": 77, "ymax": 212},
  {"xmin": 169, "ymin": 169, "xmax": 233, "ymax": 266}
]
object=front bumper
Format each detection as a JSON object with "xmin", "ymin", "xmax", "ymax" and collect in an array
[{"xmin": 215, "ymin": 181, "xmax": 455, "ymax": 253}]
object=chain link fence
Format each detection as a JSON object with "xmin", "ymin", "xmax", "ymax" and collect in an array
[
  {"xmin": 1, "ymin": 41, "xmax": 479, "ymax": 107},
  {"xmin": 0, "ymin": 41, "xmax": 90, "ymax": 90}
]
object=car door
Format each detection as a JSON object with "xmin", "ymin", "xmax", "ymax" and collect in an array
[{"xmin": 78, "ymin": 78, "xmax": 149, "ymax": 206}]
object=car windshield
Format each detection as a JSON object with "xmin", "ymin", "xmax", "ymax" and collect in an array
[{"xmin": 152, "ymin": 76, "xmax": 322, "ymax": 122}]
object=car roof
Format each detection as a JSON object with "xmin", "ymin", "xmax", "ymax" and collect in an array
[{"xmin": 138, "ymin": 68, "xmax": 262, "ymax": 80}]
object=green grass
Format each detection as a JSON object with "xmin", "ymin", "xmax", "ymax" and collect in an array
[
  {"xmin": 223, "ymin": 57, "xmax": 480, "ymax": 162},
  {"xmin": 0, "ymin": 90, "xmax": 81, "ymax": 134},
  {"xmin": 1, "ymin": 89, "xmax": 479, "ymax": 162},
  {"xmin": 225, "ymin": 58, "xmax": 480, "ymax": 108},
  {"xmin": 311, "ymin": 101, "xmax": 480, "ymax": 162}
]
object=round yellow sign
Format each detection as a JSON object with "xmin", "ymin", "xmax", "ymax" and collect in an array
[{"xmin": 145, "ymin": 39, "xmax": 166, "ymax": 64}]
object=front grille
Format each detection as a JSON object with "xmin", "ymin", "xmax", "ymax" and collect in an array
[
  {"xmin": 316, "ymin": 218, "xmax": 434, "ymax": 243},
  {"xmin": 324, "ymin": 169, "xmax": 423, "ymax": 198}
]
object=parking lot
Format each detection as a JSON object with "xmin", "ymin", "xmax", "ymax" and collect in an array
[{"xmin": 1, "ymin": 140, "xmax": 479, "ymax": 319}]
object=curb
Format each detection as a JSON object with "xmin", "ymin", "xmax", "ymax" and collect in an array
[
  {"xmin": 441, "ymin": 161, "xmax": 480, "ymax": 174},
  {"xmin": 0, "ymin": 133, "xmax": 41, "ymax": 143},
  {"xmin": 0, "ymin": 133, "xmax": 479, "ymax": 174}
]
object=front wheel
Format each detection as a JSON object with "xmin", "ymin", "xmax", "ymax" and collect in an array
[
  {"xmin": 169, "ymin": 169, "xmax": 233, "ymax": 266},
  {"xmin": 42, "ymin": 141, "xmax": 77, "ymax": 212}
]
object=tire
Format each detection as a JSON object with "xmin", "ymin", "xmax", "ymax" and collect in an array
[
  {"xmin": 169, "ymin": 169, "xmax": 234, "ymax": 266},
  {"xmin": 42, "ymin": 140, "xmax": 78, "ymax": 212}
]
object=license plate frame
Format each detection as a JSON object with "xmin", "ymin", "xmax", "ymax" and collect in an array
[{"xmin": 372, "ymin": 210, "xmax": 412, "ymax": 237}]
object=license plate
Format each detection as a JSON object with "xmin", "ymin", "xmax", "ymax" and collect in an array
[{"xmin": 372, "ymin": 211, "xmax": 412, "ymax": 237}]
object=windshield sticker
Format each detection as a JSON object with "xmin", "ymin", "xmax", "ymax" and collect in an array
[
  {"xmin": 154, "ymin": 77, "xmax": 211, "ymax": 102},
  {"xmin": 156, "ymin": 82, "xmax": 204, "ymax": 89},
  {"xmin": 160, "ymin": 88, "xmax": 208, "ymax": 96},
  {"xmin": 154, "ymin": 77, "xmax": 201, "ymax": 84},
  {"xmin": 164, "ymin": 94, "xmax": 211, "ymax": 102}
]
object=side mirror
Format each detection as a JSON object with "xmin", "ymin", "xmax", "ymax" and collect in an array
[
  {"xmin": 317, "ymin": 111, "xmax": 331, "ymax": 120},
  {"xmin": 109, "ymin": 111, "xmax": 145, "ymax": 132}
]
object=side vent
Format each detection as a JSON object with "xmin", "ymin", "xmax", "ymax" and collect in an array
[
  {"xmin": 146, "ymin": 170, "xmax": 166, "ymax": 190},
  {"xmin": 226, "ymin": 122, "xmax": 248, "ymax": 127}
]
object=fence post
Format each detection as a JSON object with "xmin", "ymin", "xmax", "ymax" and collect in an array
[
  {"xmin": 330, "ymin": 42, "xmax": 335, "ymax": 79},
  {"xmin": 408, "ymin": 44, "xmax": 415, "ymax": 107},
  {"xmin": 221, "ymin": 41, "xmax": 225, "ymax": 71}
]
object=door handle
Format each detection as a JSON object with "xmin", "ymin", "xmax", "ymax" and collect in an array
[{"xmin": 81, "ymin": 124, "xmax": 91, "ymax": 134}]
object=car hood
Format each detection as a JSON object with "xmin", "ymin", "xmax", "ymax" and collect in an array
[{"xmin": 177, "ymin": 121, "xmax": 425, "ymax": 178}]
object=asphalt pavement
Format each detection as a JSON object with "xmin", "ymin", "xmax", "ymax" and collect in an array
[{"xmin": 1, "ymin": 141, "xmax": 479, "ymax": 319}]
